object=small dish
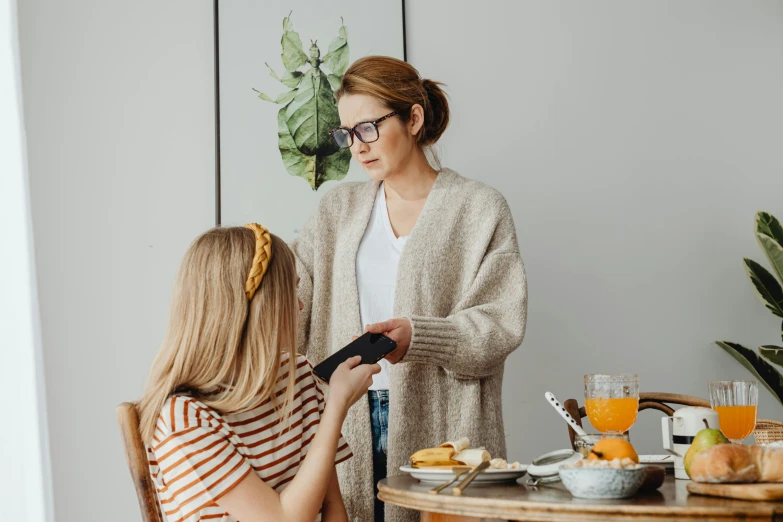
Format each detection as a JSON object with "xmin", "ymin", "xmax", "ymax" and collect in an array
[
  {"xmin": 559, "ymin": 466, "xmax": 646, "ymax": 499},
  {"xmin": 527, "ymin": 449, "xmax": 583, "ymax": 485},
  {"xmin": 638, "ymin": 454, "xmax": 674, "ymax": 468},
  {"xmin": 400, "ymin": 465, "xmax": 528, "ymax": 484}
]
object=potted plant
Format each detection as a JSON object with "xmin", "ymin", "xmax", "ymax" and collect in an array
[{"xmin": 716, "ymin": 211, "xmax": 783, "ymax": 442}]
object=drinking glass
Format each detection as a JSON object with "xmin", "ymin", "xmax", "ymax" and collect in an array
[
  {"xmin": 584, "ymin": 374, "xmax": 639, "ymax": 434},
  {"xmin": 709, "ymin": 380, "xmax": 758, "ymax": 443}
]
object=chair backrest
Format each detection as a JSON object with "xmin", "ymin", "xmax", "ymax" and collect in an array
[
  {"xmin": 562, "ymin": 392, "xmax": 710, "ymax": 450},
  {"xmin": 116, "ymin": 402, "xmax": 164, "ymax": 522}
]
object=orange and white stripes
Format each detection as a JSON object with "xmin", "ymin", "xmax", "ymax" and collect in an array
[{"xmin": 147, "ymin": 353, "xmax": 352, "ymax": 522}]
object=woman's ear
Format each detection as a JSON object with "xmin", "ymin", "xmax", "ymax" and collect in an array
[{"xmin": 408, "ymin": 104, "xmax": 425, "ymax": 138}]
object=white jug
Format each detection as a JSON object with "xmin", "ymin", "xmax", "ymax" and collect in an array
[{"xmin": 661, "ymin": 406, "xmax": 719, "ymax": 480}]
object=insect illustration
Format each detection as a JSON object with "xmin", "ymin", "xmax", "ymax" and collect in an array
[{"xmin": 255, "ymin": 13, "xmax": 351, "ymax": 190}]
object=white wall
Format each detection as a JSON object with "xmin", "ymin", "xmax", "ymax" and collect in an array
[
  {"xmin": 16, "ymin": 1, "xmax": 783, "ymax": 521},
  {"xmin": 0, "ymin": 0, "xmax": 54, "ymax": 520},
  {"xmin": 407, "ymin": 0, "xmax": 783, "ymax": 461},
  {"xmin": 17, "ymin": 1, "xmax": 215, "ymax": 520}
]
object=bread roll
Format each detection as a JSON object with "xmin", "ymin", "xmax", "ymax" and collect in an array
[
  {"xmin": 759, "ymin": 446, "xmax": 783, "ymax": 482},
  {"xmin": 689, "ymin": 444, "xmax": 783, "ymax": 483},
  {"xmin": 689, "ymin": 444, "xmax": 760, "ymax": 483}
]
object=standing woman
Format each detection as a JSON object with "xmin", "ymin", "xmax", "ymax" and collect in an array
[{"xmin": 293, "ymin": 56, "xmax": 527, "ymax": 522}]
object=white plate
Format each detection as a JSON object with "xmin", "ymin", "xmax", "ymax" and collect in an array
[
  {"xmin": 400, "ymin": 465, "xmax": 528, "ymax": 484},
  {"xmin": 638, "ymin": 454, "xmax": 674, "ymax": 467}
]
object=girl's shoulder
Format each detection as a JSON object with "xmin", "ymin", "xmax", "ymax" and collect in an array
[{"xmin": 155, "ymin": 394, "xmax": 219, "ymax": 439}]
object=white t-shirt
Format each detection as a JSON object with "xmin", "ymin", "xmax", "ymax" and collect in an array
[{"xmin": 356, "ymin": 182, "xmax": 407, "ymax": 390}]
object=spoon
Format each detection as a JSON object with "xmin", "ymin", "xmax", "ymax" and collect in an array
[{"xmin": 545, "ymin": 391, "xmax": 587, "ymax": 437}]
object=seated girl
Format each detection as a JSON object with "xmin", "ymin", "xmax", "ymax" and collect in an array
[{"xmin": 137, "ymin": 224, "xmax": 380, "ymax": 522}]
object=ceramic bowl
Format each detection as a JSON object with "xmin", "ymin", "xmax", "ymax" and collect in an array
[{"xmin": 558, "ymin": 466, "xmax": 646, "ymax": 499}]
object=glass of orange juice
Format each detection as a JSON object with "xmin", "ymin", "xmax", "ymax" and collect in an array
[
  {"xmin": 709, "ymin": 380, "xmax": 758, "ymax": 442},
  {"xmin": 584, "ymin": 374, "xmax": 639, "ymax": 434}
]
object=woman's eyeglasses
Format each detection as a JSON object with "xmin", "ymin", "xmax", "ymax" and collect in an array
[{"xmin": 329, "ymin": 111, "xmax": 397, "ymax": 149}]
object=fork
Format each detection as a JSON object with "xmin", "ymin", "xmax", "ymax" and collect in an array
[
  {"xmin": 453, "ymin": 460, "xmax": 491, "ymax": 496},
  {"xmin": 428, "ymin": 467, "xmax": 471, "ymax": 495}
]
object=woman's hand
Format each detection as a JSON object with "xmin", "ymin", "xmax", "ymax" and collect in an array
[
  {"xmin": 365, "ymin": 318, "xmax": 412, "ymax": 364},
  {"xmin": 327, "ymin": 356, "xmax": 380, "ymax": 414}
]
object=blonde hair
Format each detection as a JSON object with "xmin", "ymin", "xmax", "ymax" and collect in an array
[{"xmin": 137, "ymin": 226, "xmax": 298, "ymax": 443}]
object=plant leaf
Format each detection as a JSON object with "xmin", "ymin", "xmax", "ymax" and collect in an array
[
  {"xmin": 716, "ymin": 341, "xmax": 783, "ymax": 408},
  {"xmin": 281, "ymin": 13, "xmax": 308, "ymax": 72},
  {"xmin": 277, "ymin": 107, "xmax": 315, "ymax": 187},
  {"xmin": 265, "ymin": 63, "xmax": 304, "ymax": 89},
  {"xmin": 744, "ymin": 258, "xmax": 783, "ymax": 318},
  {"xmin": 255, "ymin": 88, "xmax": 297, "ymax": 105},
  {"xmin": 756, "ymin": 212, "xmax": 783, "ymax": 287},
  {"xmin": 283, "ymin": 70, "xmax": 341, "ymax": 157},
  {"xmin": 276, "ymin": 106, "xmax": 350, "ymax": 190},
  {"xmin": 757, "ymin": 233, "xmax": 783, "ymax": 290},
  {"xmin": 317, "ymin": 147, "xmax": 351, "ymax": 188},
  {"xmin": 756, "ymin": 212, "xmax": 783, "ymax": 248},
  {"xmin": 327, "ymin": 74, "xmax": 342, "ymax": 92},
  {"xmin": 322, "ymin": 20, "xmax": 349, "ymax": 77},
  {"xmin": 760, "ymin": 345, "xmax": 783, "ymax": 366}
]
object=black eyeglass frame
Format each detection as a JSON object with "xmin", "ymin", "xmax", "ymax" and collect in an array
[{"xmin": 329, "ymin": 111, "xmax": 398, "ymax": 148}]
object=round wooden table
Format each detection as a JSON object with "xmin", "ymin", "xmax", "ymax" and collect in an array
[{"xmin": 378, "ymin": 474, "xmax": 783, "ymax": 521}]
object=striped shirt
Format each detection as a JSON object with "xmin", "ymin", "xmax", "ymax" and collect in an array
[{"xmin": 146, "ymin": 353, "xmax": 352, "ymax": 522}]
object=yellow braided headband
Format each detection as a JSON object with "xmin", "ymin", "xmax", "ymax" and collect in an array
[{"xmin": 243, "ymin": 223, "xmax": 273, "ymax": 300}]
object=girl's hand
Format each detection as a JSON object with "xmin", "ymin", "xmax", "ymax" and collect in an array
[
  {"xmin": 364, "ymin": 318, "xmax": 412, "ymax": 364},
  {"xmin": 327, "ymin": 356, "xmax": 380, "ymax": 414}
]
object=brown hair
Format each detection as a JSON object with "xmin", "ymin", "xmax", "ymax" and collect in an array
[
  {"xmin": 335, "ymin": 56, "xmax": 450, "ymax": 147},
  {"xmin": 137, "ymin": 227, "xmax": 298, "ymax": 443}
]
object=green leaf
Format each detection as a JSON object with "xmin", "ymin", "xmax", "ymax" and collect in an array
[
  {"xmin": 327, "ymin": 74, "xmax": 342, "ymax": 92},
  {"xmin": 276, "ymin": 106, "xmax": 350, "ymax": 190},
  {"xmin": 281, "ymin": 13, "xmax": 307, "ymax": 72},
  {"xmin": 716, "ymin": 341, "xmax": 783, "ymax": 408},
  {"xmin": 283, "ymin": 70, "xmax": 341, "ymax": 157},
  {"xmin": 744, "ymin": 258, "xmax": 783, "ymax": 318},
  {"xmin": 317, "ymin": 147, "xmax": 351, "ymax": 188},
  {"xmin": 781, "ymin": 319, "xmax": 783, "ymax": 343},
  {"xmin": 756, "ymin": 212, "xmax": 783, "ymax": 247},
  {"xmin": 254, "ymin": 88, "xmax": 297, "ymax": 105},
  {"xmin": 277, "ymin": 107, "xmax": 313, "ymax": 185},
  {"xmin": 265, "ymin": 63, "xmax": 304, "ymax": 89},
  {"xmin": 322, "ymin": 20, "xmax": 349, "ymax": 77},
  {"xmin": 760, "ymin": 345, "xmax": 783, "ymax": 366},
  {"xmin": 756, "ymin": 212, "xmax": 783, "ymax": 287}
]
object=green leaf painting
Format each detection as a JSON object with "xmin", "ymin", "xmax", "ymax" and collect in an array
[{"xmin": 254, "ymin": 13, "xmax": 351, "ymax": 190}]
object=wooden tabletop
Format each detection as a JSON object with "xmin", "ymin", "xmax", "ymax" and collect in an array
[{"xmin": 378, "ymin": 474, "xmax": 783, "ymax": 521}]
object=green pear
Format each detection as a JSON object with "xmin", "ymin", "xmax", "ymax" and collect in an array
[{"xmin": 683, "ymin": 419, "xmax": 729, "ymax": 478}]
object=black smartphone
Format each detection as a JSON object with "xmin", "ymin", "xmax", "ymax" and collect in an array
[{"xmin": 312, "ymin": 332, "xmax": 397, "ymax": 383}]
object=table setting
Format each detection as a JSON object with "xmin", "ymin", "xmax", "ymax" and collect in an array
[{"xmin": 386, "ymin": 372, "xmax": 783, "ymax": 521}]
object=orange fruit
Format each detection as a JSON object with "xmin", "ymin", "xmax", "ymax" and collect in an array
[{"xmin": 588, "ymin": 437, "xmax": 639, "ymax": 463}]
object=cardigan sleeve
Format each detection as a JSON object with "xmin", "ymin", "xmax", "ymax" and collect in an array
[
  {"xmin": 403, "ymin": 203, "xmax": 527, "ymax": 379},
  {"xmin": 291, "ymin": 217, "xmax": 316, "ymax": 356}
]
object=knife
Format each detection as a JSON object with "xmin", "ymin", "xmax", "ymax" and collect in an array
[{"xmin": 452, "ymin": 460, "xmax": 490, "ymax": 496}]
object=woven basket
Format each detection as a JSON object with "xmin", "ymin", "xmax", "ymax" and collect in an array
[{"xmin": 753, "ymin": 419, "xmax": 783, "ymax": 444}]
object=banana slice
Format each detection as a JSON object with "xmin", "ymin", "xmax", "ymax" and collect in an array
[{"xmin": 454, "ymin": 448, "xmax": 491, "ymax": 467}]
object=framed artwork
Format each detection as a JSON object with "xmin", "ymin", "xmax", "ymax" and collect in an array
[{"xmin": 214, "ymin": 0, "xmax": 407, "ymax": 238}]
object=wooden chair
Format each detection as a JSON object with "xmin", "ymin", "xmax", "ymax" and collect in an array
[
  {"xmin": 562, "ymin": 393, "xmax": 710, "ymax": 450},
  {"xmin": 116, "ymin": 402, "xmax": 164, "ymax": 522}
]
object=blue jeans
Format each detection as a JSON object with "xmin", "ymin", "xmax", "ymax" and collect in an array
[{"xmin": 369, "ymin": 390, "xmax": 388, "ymax": 522}]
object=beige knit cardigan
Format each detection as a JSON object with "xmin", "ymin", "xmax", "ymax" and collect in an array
[{"xmin": 292, "ymin": 169, "xmax": 527, "ymax": 522}]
